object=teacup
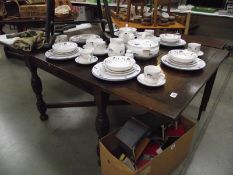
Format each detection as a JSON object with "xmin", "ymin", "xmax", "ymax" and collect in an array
[
  {"xmin": 55, "ymin": 35, "xmax": 68, "ymax": 43},
  {"xmin": 188, "ymin": 43, "xmax": 201, "ymax": 54},
  {"xmin": 79, "ymin": 48, "xmax": 94, "ymax": 63},
  {"xmin": 144, "ymin": 65, "xmax": 165, "ymax": 84},
  {"xmin": 85, "ymin": 38, "xmax": 107, "ymax": 53}
]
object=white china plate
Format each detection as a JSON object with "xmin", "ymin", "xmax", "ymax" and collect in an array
[
  {"xmin": 69, "ymin": 34, "xmax": 100, "ymax": 44},
  {"xmin": 104, "ymin": 56, "xmax": 136, "ymax": 71},
  {"xmin": 184, "ymin": 49, "xmax": 204, "ymax": 57},
  {"xmin": 168, "ymin": 49, "xmax": 197, "ymax": 63},
  {"xmin": 161, "ymin": 55, "xmax": 206, "ymax": 71},
  {"xmin": 45, "ymin": 48, "xmax": 81, "ymax": 60},
  {"xmin": 92, "ymin": 62, "xmax": 141, "ymax": 81},
  {"xmin": 75, "ymin": 56, "xmax": 98, "ymax": 65},
  {"xmin": 160, "ymin": 39, "xmax": 186, "ymax": 47},
  {"xmin": 137, "ymin": 73, "xmax": 166, "ymax": 87},
  {"xmin": 52, "ymin": 42, "xmax": 77, "ymax": 53}
]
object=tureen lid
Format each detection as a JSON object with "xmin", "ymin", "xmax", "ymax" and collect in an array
[
  {"xmin": 119, "ymin": 24, "xmax": 137, "ymax": 33},
  {"xmin": 127, "ymin": 39, "xmax": 159, "ymax": 48}
]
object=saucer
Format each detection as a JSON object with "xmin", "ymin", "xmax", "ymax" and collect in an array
[
  {"xmin": 160, "ymin": 39, "xmax": 186, "ymax": 47},
  {"xmin": 75, "ymin": 56, "xmax": 98, "ymax": 65},
  {"xmin": 184, "ymin": 49, "xmax": 204, "ymax": 57},
  {"xmin": 137, "ymin": 73, "xmax": 166, "ymax": 87}
]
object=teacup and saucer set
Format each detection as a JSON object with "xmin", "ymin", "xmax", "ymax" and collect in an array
[
  {"xmin": 185, "ymin": 43, "xmax": 204, "ymax": 57},
  {"xmin": 137, "ymin": 65, "xmax": 166, "ymax": 87},
  {"xmin": 83, "ymin": 38, "xmax": 108, "ymax": 56},
  {"xmin": 75, "ymin": 48, "xmax": 98, "ymax": 65}
]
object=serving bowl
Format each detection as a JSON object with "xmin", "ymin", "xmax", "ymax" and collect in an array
[
  {"xmin": 127, "ymin": 39, "xmax": 159, "ymax": 60},
  {"xmin": 159, "ymin": 34, "xmax": 181, "ymax": 43},
  {"xmin": 104, "ymin": 56, "xmax": 136, "ymax": 72},
  {"xmin": 52, "ymin": 42, "xmax": 77, "ymax": 53},
  {"xmin": 168, "ymin": 49, "xmax": 198, "ymax": 63}
]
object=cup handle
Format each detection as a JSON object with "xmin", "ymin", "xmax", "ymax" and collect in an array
[{"xmin": 160, "ymin": 73, "xmax": 165, "ymax": 79}]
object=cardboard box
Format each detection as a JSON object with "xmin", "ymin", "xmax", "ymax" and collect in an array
[{"xmin": 100, "ymin": 117, "xmax": 196, "ymax": 175}]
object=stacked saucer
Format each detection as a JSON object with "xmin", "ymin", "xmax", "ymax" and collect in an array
[
  {"xmin": 161, "ymin": 49, "xmax": 206, "ymax": 71},
  {"xmin": 45, "ymin": 42, "xmax": 80, "ymax": 60},
  {"xmin": 159, "ymin": 34, "xmax": 186, "ymax": 47},
  {"xmin": 92, "ymin": 56, "xmax": 141, "ymax": 81}
]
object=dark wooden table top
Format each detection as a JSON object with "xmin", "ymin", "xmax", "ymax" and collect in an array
[{"xmin": 23, "ymin": 35, "xmax": 228, "ymax": 120}]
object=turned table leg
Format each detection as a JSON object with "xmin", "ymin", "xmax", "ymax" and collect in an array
[
  {"xmin": 25, "ymin": 57, "xmax": 48, "ymax": 121},
  {"xmin": 94, "ymin": 90, "xmax": 110, "ymax": 161},
  {"xmin": 197, "ymin": 70, "xmax": 217, "ymax": 120},
  {"xmin": 94, "ymin": 90, "xmax": 110, "ymax": 139}
]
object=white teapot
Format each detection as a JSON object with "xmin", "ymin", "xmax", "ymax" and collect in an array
[{"xmin": 108, "ymin": 38, "xmax": 125, "ymax": 56}]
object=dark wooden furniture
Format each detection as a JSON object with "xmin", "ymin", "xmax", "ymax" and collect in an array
[{"xmin": 0, "ymin": 34, "xmax": 229, "ymax": 139}]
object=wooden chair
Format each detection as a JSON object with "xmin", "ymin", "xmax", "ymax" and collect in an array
[
  {"xmin": 153, "ymin": 0, "xmax": 171, "ymax": 26},
  {"xmin": 126, "ymin": 0, "xmax": 147, "ymax": 22}
]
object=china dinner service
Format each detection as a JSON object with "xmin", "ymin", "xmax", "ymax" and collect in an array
[
  {"xmin": 92, "ymin": 56, "xmax": 141, "ymax": 81},
  {"xmin": 44, "ymin": 30, "xmax": 206, "ymax": 85},
  {"xmin": 161, "ymin": 49, "xmax": 206, "ymax": 71}
]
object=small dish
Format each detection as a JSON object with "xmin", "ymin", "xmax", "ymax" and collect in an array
[
  {"xmin": 75, "ymin": 56, "xmax": 98, "ymax": 65},
  {"xmin": 52, "ymin": 42, "xmax": 77, "ymax": 53},
  {"xmin": 137, "ymin": 73, "xmax": 166, "ymax": 87}
]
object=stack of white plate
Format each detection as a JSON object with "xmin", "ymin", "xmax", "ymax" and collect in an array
[
  {"xmin": 92, "ymin": 56, "xmax": 141, "ymax": 81},
  {"xmin": 159, "ymin": 34, "xmax": 186, "ymax": 47},
  {"xmin": 45, "ymin": 42, "xmax": 80, "ymax": 60},
  {"xmin": 161, "ymin": 49, "xmax": 206, "ymax": 71}
]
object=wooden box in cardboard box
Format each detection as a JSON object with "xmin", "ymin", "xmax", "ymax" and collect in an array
[{"xmin": 99, "ymin": 117, "xmax": 196, "ymax": 175}]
